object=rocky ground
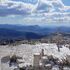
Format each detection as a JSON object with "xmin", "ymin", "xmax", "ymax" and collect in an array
[{"xmin": 0, "ymin": 43, "xmax": 70, "ymax": 70}]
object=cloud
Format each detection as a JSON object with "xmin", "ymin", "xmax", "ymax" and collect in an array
[
  {"xmin": 22, "ymin": 12, "xmax": 70, "ymax": 23},
  {"xmin": 0, "ymin": 12, "xmax": 70, "ymax": 26},
  {"xmin": 0, "ymin": 0, "xmax": 70, "ymax": 24},
  {"xmin": 0, "ymin": 0, "xmax": 36, "ymax": 16},
  {"xmin": 0, "ymin": 0, "xmax": 8, "ymax": 3},
  {"xmin": 0, "ymin": 0, "xmax": 70, "ymax": 16}
]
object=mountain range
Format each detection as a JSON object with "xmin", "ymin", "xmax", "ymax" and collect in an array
[{"xmin": 0, "ymin": 24, "xmax": 70, "ymax": 40}]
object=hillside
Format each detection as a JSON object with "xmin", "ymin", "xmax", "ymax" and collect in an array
[
  {"xmin": 0, "ymin": 24, "xmax": 70, "ymax": 41},
  {"xmin": 0, "ymin": 28, "xmax": 43, "ymax": 40}
]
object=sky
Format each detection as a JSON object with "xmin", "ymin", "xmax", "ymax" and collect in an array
[
  {"xmin": 62, "ymin": 0, "xmax": 70, "ymax": 6},
  {"xmin": 0, "ymin": 0, "xmax": 70, "ymax": 26}
]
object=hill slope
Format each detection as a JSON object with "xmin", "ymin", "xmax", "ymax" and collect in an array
[{"xmin": 0, "ymin": 28, "xmax": 43, "ymax": 40}]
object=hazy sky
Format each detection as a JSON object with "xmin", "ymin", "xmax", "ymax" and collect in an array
[{"xmin": 0, "ymin": 0, "xmax": 70, "ymax": 26}]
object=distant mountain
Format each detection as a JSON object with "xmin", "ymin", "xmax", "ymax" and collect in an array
[
  {"xmin": 0, "ymin": 28, "xmax": 43, "ymax": 40},
  {"xmin": 0, "ymin": 24, "xmax": 58, "ymax": 35},
  {"xmin": 0, "ymin": 24, "xmax": 70, "ymax": 40}
]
